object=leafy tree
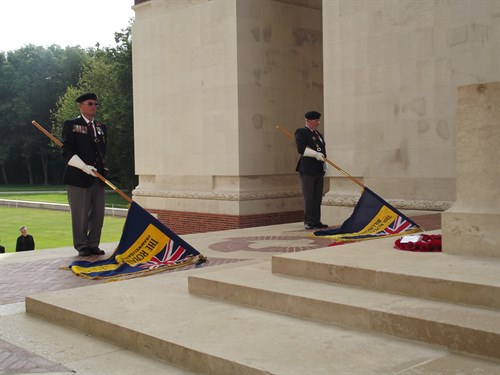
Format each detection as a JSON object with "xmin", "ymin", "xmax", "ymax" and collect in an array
[
  {"xmin": 0, "ymin": 21, "xmax": 135, "ymax": 189},
  {"xmin": 0, "ymin": 45, "xmax": 86, "ymax": 184},
  {"xmin": 0, "ymin": 53, "xmax": 13, "ymax": 183},
  {"xmin": 105, "ymin": 26, "xmax": 136, "ymax": 191}
]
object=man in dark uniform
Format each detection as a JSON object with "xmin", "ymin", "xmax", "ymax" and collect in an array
[
  {"xmin": 16, "ymin": 226, "xmax": 35, "ymax": 251},
  {"xmin": 295, "ymin": 111, "xmax": 329, "ymax": 230},
  {"xmin": 62, "ymin": 92, "xmax": 107, "ymax": 256}
]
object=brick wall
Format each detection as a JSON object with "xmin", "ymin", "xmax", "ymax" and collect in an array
[{"xmin": 149, "ymin": 209, "xmax": 304, "ymax": 235}]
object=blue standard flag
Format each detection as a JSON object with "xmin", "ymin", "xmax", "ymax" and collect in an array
[
  {"xmin": 67, "ymin": 202, "xmax": 206, "ymax": 280},
  {"xmin": 313, "ymin": 187, "xmax": 422, "ymax": 244}
]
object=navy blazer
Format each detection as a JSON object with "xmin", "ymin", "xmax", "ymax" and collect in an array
[
  {"xmin": 62, "ymin": 115, "xmax": 107, "ymax": 188},
  {"xmin": 295, "ymin": 126, "xmax": 326, "ymax": 176}
]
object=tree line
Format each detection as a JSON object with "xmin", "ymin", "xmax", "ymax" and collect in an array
[{"xmin": 0, "ymin": 23, "xmax": 136, "ymax": 190}]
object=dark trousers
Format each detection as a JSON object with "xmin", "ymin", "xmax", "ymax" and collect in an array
[
  {"xmin": 299, "ymin": 173, "xmax": 324, "ymax": 225},
  {"xmin": 67, "ymin": 180, "xmax": 105, "ymax": 251}
]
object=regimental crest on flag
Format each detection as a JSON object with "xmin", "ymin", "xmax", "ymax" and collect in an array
[
  {"xmin": 67, "ymin": 202, "xmax": 206, "ymax": 280},
  {"xmin": 313, "ymin": 187, "xmax": 422, "ymax": 244}
]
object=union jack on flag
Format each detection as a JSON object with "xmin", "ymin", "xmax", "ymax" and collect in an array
[
  {"xmin": 68, "ymin": 202, "xmax": 206, "ymax": 280},
  {"xmin": 140, "ymin": 240, "xmax": 188, "ymax": 270},
  {"xmin": 313, "ymin": 187, "xmax": 422, "ymax": 243},
  {"xmin": 379, "ymin": 216, "xmax": 418, "ymax": 236}
]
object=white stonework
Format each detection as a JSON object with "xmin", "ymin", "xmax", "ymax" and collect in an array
[
  {"xmin": 442, "ymin": 82, "xmax": 500, "ymax": 257},
  {"xmin": 132, "ymin": 0, "xmax": 499, "ymax": 229},
  {"xmin": 322, "ymin": 0, "xmax": 500, "ymax": 223},
  {"xmin": 132, "ymin": 0, "xmax": 323, "ymax": 218}
]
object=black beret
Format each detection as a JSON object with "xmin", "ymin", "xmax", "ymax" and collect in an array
[
  {"xmin": 304, "ymin": 111, "xmax": 321, "ymax": 120},
  {"xmin": 75, "ymin": 92, "xmax": 97, "ymax": 103}
]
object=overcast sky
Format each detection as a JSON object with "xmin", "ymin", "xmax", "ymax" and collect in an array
[{"xmin": 1, "ymin": 0, "xmax": 135, "ymax": 53}]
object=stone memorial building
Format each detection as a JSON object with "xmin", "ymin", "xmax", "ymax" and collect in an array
[{"xmin": 131, "ymin": 0, "xmax": 499, "ymax": 237}]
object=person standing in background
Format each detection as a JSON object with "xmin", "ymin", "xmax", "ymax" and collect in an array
[
  {"xmin": 62, "ymin": 92, "xmax": 107, "ymax": 257},
  {"xmin": 295, "ymin": 111, "xmax": 329, "ymax": 230},
  {"xmin": 16, "ymin": 226, "xmax": 35, "ymax": 251}
]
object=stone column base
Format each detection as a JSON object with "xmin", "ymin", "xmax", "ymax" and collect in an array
[
  {"xmin": 322, "ymin": 193, "xmax": 452, "ymax": 228},
  {"xmin": 147, "ymin": 209, "xmax": 303, "ymax": 235},
  {"xmin": 442, "ymin": 211, "xmax": 500, "ymax": 258},
  {"xmin": 132, "ymin": 175, "xmax": 306, "ymax": 233}
]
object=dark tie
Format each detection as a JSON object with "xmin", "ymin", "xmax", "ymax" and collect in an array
[
  {"xmin": 314, "ymin": 131, "xmax": 322, "ymax": 144},
  {"xmin": 88, "ymin": 121, "xmax": 96, "ymax": 137}
]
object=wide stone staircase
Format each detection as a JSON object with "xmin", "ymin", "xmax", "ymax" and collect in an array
[
  {"xmin": 25, "ymin": 232, "xmax": 500, "ymax": 374},
  {"xmin": 189, "ymin": 242, "xmax": 500, "ymax": 361}
]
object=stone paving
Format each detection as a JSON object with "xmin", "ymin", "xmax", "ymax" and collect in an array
[{"xmin": 0, "ymin": 213, "xmax": 440, "ymax": 375}]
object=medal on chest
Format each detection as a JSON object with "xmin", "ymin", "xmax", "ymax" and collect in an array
[{"xmin": 312, "ymin": 136, "xmax": 322, "ymax": 151}]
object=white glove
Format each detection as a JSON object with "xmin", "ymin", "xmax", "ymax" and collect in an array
[
  {"xmin": 82, "ymin": 165, "xmax": 97, "ymax": 176},
  {"xmin": 68, "ymin": 155, "xmax": 97, "ymax": 177},
  {"xmin": 303, "ymin": 147, "xmax": 325, "ymax": 161}
]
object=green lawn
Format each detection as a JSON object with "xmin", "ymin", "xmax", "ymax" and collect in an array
[
  {"xmin": 0, "ymin": 206, "xmax": 126, "ymax": 253},
  {"xmin": 0, "ymin": 185, "xmax": 128, "ymax": 253},
  {"xmin": 0, "ymin": 185, "xmax": 130, "ymax": 209},
  {"xmin": 0, "ymin": 185, "xmax": 68, "ymax": 192}
]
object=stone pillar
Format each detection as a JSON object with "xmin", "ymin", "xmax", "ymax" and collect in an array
[
  {"xmin": 131, "ymin": 0, "xmax": 323, "ymax": 233},
  {"xmin": 321, "ymin": 0, "xmax": 499, "ymax": 224},
  {"xmin": 441, "ymin": 82, "xmax": 500, "ymax": 257}
]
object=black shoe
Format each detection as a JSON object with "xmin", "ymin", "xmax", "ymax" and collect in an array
[
  {"xmin": 304, "ymin": 223, "xmax": 315, "ymax": 230},
  {"xmin": 89, "ymin": 247, "xmax": 105, "ymax": 255},
  {"xmin": 78, "ymin": 247, "xmax": 91, "ymax": 256},
  {"xmin": 316, "ymin": 223, "xmax": 329, "ymax": 229}
]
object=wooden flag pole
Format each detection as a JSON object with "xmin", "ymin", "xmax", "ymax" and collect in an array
[
  {"xmin": 32, "ymin": 120, "xmax": 133, "ymax": 203},
  {"xmin": 32, "ymin": 119, "xmax": 63, "ymax": 147},
  {"xmin": 276, "ymin": 125, "xmax": 366, "ymax": 190}
]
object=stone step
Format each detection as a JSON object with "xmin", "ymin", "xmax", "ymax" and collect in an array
[
  {"xmin": 188, "ymin": 262, "xmax": 500, "ymax": 360},
  {"xmin": 24, "ymin": 262, "xmax": 500, "ymax": 374},
  {"xmin": 272, "ymin": 234, "xmax": 500, "ymax": 310}
]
